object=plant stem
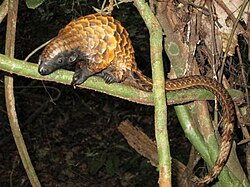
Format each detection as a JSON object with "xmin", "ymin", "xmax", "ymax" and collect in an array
[
  {"xmin": 0, "ymin": 54, "xmax": 242, "ymax": 106},
  {"xmin": 4, "ymin": 0, "xmax": 41, "ymax": 186},
  {"xmin": 133, "ymin": 0, "xmax": 171, "ymax": 186}
]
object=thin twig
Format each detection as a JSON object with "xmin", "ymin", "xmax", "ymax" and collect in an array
[
  {"xmin": 0, "ymin": 0, "xmax": 8, "ymax": 23},
  {"xmin": 24, "ymin": 38, "xmax": 53, "ymax": 61},
  {"xmin": 236, "ymin": 47, "xmax": 249, "ymax": 107},
  {"xmin": 247, "ymin": 11, "xmax": 250, "ymax": 59},
  {"xmin": 215, "ymin": 0, "xmax": 245, "ymax": 33},
  {"xmin": 219, "ymin": 0, "xmax": 249, "ymax": 82}
]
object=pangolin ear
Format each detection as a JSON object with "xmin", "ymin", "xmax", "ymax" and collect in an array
[{"xmin": 68, "ymin": 51, "xmax": 78, "ymax": 64}]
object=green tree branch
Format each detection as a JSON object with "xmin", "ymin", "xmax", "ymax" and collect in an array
[
  {"xmin": 0, "ymin": 54, "xmax": 243, "ymax": 106},
  {"xmin": 133, "ymin": 0, "xmax": 170, "ymax": 186}
]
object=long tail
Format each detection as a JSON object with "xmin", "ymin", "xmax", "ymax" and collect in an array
[{"xmin": 130, "ymin": 69, "xmax": 234, "ymax": 186}]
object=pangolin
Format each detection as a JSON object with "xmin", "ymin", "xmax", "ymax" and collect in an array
[{"xmin": 38, "ymin": 13, "xmax": 234, "ymax": 186}]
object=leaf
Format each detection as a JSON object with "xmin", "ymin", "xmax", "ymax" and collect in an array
[
  {"xmin": 106, "ymin": 158, "xmax": 115, "ymax": 176},
  {"xmin": 25, "ymin": 0, "xmax": 45, "ymax": 9},
  {"xmin": 89, "ymin": 160, "xmax": 104, "ymax": 175}
]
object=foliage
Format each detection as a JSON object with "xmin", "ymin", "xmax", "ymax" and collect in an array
[{"xmin": 25, "ymin": 0, "xmax": 44, "ymax": 9}]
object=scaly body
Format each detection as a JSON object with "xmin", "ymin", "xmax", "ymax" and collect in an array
[{"xmin": 38, "ymin": 13, "xmax": 234, "ymax": 186}]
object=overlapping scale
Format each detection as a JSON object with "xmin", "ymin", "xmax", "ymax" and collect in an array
[{"xmin": 41, "ymin": 13, "xmax": 137, "ymax": 81}]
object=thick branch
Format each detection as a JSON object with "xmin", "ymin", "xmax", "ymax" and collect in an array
[
  {"xmin": 133, "ymin": 0, "xmax": 170, "ymax": 186},
  {"xmin": 0, "ymin": 54, "xmax": 243, "ymax": 105}
]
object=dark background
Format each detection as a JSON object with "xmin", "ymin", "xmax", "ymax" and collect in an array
[{"xmin": 0, "ymin": 0, "xmax": 234, "ymax": 186}]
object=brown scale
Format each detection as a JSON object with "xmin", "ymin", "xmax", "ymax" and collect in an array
[{"xmin": 38, "ymin": 13, "xmax": 235, "ymax": 186}]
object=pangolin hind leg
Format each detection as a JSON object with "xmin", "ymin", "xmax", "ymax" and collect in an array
[
  {"xmin": 73, "ymin": 63, "xmax": 123, "ymax": 85},
  {"xmin": 96, "ymin": 67, "xmax": 121, "ymax": 84}
]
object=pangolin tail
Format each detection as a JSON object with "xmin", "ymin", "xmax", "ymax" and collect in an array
[{"xmin": 128, "ymin": 68, "xmax": 234, "ymax": 186}]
